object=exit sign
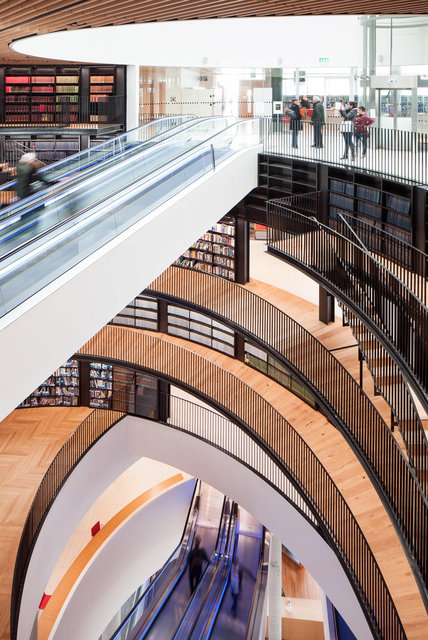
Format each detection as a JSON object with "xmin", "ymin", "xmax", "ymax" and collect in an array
[{"xmin": 319, "ymin": 57, "xmax": 329, "ymax": 63}]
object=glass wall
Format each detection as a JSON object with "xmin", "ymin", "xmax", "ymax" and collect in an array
[{"xmin": 138, "ymin": 15, "xmax": 428, "ymax": 131}]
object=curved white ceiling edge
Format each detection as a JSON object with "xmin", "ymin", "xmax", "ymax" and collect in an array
[{"xmin": 10, "ymin": 16, "xmax": 363, "ymax": 68}]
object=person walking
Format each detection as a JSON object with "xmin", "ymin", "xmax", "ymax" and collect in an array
[
  {"xmin": 353, "ymin": 106, "xmax": 374, "ymax": 157},
  {"xmin": 311, "ymin": 96, "xmax": 325, "ymax": 148},
  {"xmin": 188, "ymin": 535, "xmax": 209, "ymax": 593},
  {"xmin": 289, "ymin": 98, "xmax": 302, "ymax": 148},
  {"xmin": 230, "ymin": 558, "xmax": 243, "ymax": 617},
  {"xmin": 339, "ymin": 101, "xmax": 358, "ymax": 160},
  {"xmin": 16, "ymin": 152, "xmax": 51, "ymax": 199}
]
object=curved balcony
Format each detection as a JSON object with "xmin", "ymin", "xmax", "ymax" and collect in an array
[
  {"xmin": 76, "ymin": 327, "xmax": 404, "ymax": 639},
  {"xmin": 143, "ymin": 266, "xmax": 427, "ymax": 604}
]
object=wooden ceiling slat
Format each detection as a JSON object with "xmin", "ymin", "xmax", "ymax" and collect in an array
[{"xmin": 1, "ymin": 0, "xmax": 427, "ymax": 63}]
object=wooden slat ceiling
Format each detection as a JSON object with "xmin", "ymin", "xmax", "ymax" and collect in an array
[{"xmin": 0, "ymin": 0, "xmax": 427, "ymax": 64}]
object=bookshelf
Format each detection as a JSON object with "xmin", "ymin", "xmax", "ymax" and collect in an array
[
  {"xmin": 328, "ymin": 168, "xmax": 413, "ymax": 243},
  {"xmin": 174, "ymin": 215, "xmax": 236, "ymax": 280},
  {"xmin": 19, "ymin": 359, "xmax": 80, "ymax": 407},
  {"xmin": 89, "ymin": 72, "xmax": 115, "ymax": 124},
  {"xmin": 1, "ymin": 65, "xmax": 124, "ymax": 129},
  {"xmin": 89, "ymin": 362, "xmax": 113, "ymax": 408}
]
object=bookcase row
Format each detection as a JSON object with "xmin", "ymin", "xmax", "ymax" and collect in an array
[
  {"xmin": 244, "ymin": 154, "xmax": 426, "ymax": 249},
  {"xmin": 174, "ymin": 215, "xmax": 236, "ymax": 280},
  {"xmin": 0, "ymin": 65, "xmax": 123, "ymax": 126}
]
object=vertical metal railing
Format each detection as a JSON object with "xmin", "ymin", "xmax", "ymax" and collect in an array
[
  {"xmin": 76, "ymin": 327, "xmax": 406, "ymax": 640},
  {"xmin": 259, "ymin": 118, "xmax": 428, "ymax": 186},
  {"xmin": 146, "ymin": 266, "xmax": 427, "ymax": 598}
]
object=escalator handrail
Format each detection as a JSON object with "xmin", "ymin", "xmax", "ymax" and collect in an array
[
  {"xmin": 244, "ymin": 529, "xmax": 270, "ymax": 640},
  {"xmin": 0, "ymin": 115, "xmax": 196, "ymax": 198},
  {"xmin": 0, "ymin": 117, "xmax": 258, "ymax": 268},
  {"xmin": 173, "ymin": 503, "xmax": 238, "ymax": 640},
  {"xmin": 0, "ymin": 115, "xmax": 233, "ymax": 226}
]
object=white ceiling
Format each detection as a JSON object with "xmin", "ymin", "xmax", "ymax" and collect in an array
[{"xmin": 11, "ymin": 16, "xmax": 363, "ymax": 68}]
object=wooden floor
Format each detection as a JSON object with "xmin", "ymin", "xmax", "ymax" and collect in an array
[
  {"xmin": 79, "ymin": 324, "xmax": 427, "ymax": 640},
  {"xmin": 0, "ymin": 407, "xmax": 91, "ymax": 640}
]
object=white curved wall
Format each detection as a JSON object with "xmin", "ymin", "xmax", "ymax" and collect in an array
[
  {"xmin": 18, "ymin": 419, "xmax": 195, "ymax": 640},
  {"xmin": 50, "ymin": 480, "xmax": 195, "ymax": 640},
  {"xmin": 19, "ymin": 416, "xmax": 373, "ymax": 640}
]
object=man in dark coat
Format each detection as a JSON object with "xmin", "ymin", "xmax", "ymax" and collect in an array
[
  {"xmin": 288, "ymin": 98, "xmax": 302, "ymax": 148},
  {"xmin": 310, "ymin": 96, "xmax": 325, "ymax": 148}
]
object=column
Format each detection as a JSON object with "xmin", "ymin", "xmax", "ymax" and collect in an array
[
  {"xmin": 270, "ymin": 68, "xmax": 283, "ymax": 132},
  {"xmin": 268, "ymin": 534, "xmax": 282, "ymax": 640},
  {"xmin": 126, "ymin": 65, "xmax": 140, "ymax": 130}
]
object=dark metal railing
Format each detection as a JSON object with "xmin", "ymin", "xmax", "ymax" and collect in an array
[
  {"xmin": 146, "ymin": 266, "xmax": 427, "ymax": 602},
  {"xmin": 272, "ymin": 194, "xmax": 428, "ymax": 505},
  {"xmin": 266, "ymin": 202, "xmax": 428, "ymax": 415},
  {"xmin": 259, "ymin": 118, "xmax": 428, "ymax": 186},
  {"xmin": 77, "ymin": 327, "xmax": 405, "ymax": 640},
  {"xmin": 10, "ymin": 409, "xmax": 124, "ymax": 640},
  {"xmin": 334, "ymin": 213, "xmax": 428, "ymax": 306}
]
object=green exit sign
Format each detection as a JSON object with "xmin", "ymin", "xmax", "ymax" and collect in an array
[{"xmin": 319, "ymin": 57, "xmax": 329, "ymax": 63}]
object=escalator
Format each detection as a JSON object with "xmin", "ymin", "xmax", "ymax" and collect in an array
[
  {"xmin": 0, "ymin": 116, "xmax": 259, "ymax": 320},
  {"xmin": 169, "ymin": 501, "xmax": 238, "ymax": 640},
  {"xmin": 118, "ymin": 498, "xmax": 269, "ymax": 640},
  {"xmin": 106, "ymin": 484, "xmax": 225, "ymax": 640},
  {"xmin": 0, "ymin": 116, "xmax": 235, "ymax": 257},
  {"xmin": 209, "ymin": 516, "xmax": 266, "ymax": 640}
]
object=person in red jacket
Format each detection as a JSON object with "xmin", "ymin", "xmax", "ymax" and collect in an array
[{"xmin": 353, "ymin": 106, "xmax": 375, "ymax": 157}]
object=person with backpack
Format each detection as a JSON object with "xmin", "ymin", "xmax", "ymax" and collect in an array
[
  {"xmin": 310, "ymin": 96, "xmax": 325, "ymax": 148},
  {"xmin": 353, "ymin": 106, "xmax": 375, "ymax": 157},
  {"xmin": 288, "ymin": 98, "xmax": 302, "ymax": 149},
  {"xmin": 339, "ymin": 101, "xmax": 358, "ymax": 160}
]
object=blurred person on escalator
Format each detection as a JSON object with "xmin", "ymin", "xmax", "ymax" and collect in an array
[
  {"xmin": 16, "ymin": 152, "xmax": 52, "ymax": 199},
  {"xmin": 230, "ymin": 558, "xmax": 243, "ymax": 617},
  {"xmin": 188, "ymin": 535, "xmax": 209, "ymax": 592}
]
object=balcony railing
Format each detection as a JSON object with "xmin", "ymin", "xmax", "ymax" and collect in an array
[
  {"xmin": 76, "ymin": 326, "xmax": 405, "ymax": 640},
  {"xmin": 10, "ymin": 409, "xmax": 124, "ymax": 640},
  {"xmin": 145, "ymin": 265, "xmax": 427, "ymax": 604},
  {"xmin": 260, "ymin": 118, "xmax": 428, "ymax": 186}
]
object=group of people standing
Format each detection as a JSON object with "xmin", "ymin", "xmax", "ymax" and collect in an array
[{"xmin": 286, "ymin": 97, "xmax": 374, "ymax": 159}]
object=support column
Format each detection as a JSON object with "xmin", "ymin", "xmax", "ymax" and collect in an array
[
  {"xmin": 79, "ymin": 360, "xmax": 90, "ymax": 407},
  {"xmin": 319, "ymin": 287, "xmax": 335, "ymax": 324},
  {"xmin": 126, "ymin": 65, "xmax": 140, "ymax": 131},
  {"xmin": 270, "ymin": 68, "xmax": 283, "ymax": 133},
  {"xmin": 235, "ymin": 206, "xmax": 249, "ymax": 285},
  {"xmin": 268, "ymin": 534, "xmax": 282, "ymax": 640},
  {"xmin": 368, "ymin": 16, "xmax": 377, "ymax": 113}
]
